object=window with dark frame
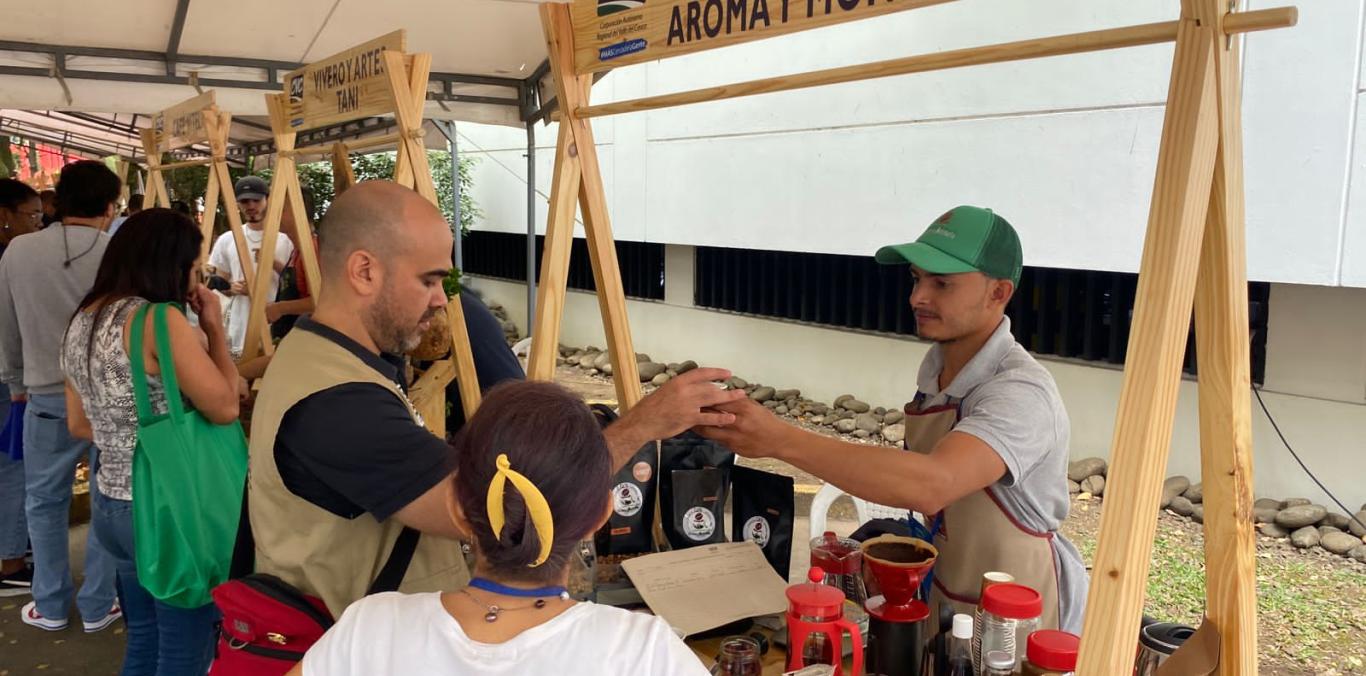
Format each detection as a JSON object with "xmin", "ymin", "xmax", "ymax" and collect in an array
[
  {"xmin": 459, "ymin": 230, "xmax": 666, "ymax": 301},
  {"xmin": 693, "ymin": 246, "xmax": 1270, "ymax": 383}
]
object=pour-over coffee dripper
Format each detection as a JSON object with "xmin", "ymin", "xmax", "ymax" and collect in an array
[
  {"xmin": 861, "ymin": 535, "xmax": 938, "ymax": 608},
  {"xmin": 860, "ymin": 535, "xmax": 938, "ymax": 676}
]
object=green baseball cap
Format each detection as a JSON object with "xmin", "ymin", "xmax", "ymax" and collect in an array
[{"xmin": 874, "ymin": 206, "xmax": 1022, "ymax": 285}]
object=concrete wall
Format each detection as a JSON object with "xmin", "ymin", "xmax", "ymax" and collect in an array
[{"xmin": 465, "ymin": 262, "xmax": 1366, "ymax": 511}]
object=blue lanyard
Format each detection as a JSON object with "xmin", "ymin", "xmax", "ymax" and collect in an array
[{"xmin": 468, "ymin": 577, "xmax": 568, "ymax": 599}]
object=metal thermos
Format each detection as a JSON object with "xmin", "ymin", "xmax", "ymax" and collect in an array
[{"xmin": 1134, "ymin": 622, "xmax": 1196, "ymax": 675}]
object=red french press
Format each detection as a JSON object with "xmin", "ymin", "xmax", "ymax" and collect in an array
[{"xmin": 786, "ymin": 567, "xmax": 864, "ymax": 676}]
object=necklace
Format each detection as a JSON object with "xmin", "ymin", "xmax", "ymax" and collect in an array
[
  {"xmin": 461, "ymin": 578, "xmax": 570, "ymax": 623},
  {"xmin": 61, "ymin": 224, "xmax": 100, "ymax": 268}
]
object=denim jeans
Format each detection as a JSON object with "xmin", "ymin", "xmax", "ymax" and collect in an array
[
  {"xmin": 0, "ymin": 392, "xmax": 24, "ymax": 560},
  {"xmin": 22, "ymin": 392, "xmax": 117, "ymax": 620},
  {"xmin": 92, "ymin": 486, "xmax": 219, "ymax": 676}
]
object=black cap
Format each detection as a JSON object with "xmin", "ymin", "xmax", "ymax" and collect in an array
[{"xmin": 234, "ymin": 175, "xmax": 269, "ymax": 201}]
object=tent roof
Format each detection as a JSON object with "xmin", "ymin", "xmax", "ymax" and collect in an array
[{"xmin": 0, "ymin": 0, "xmax": 559, "ymax": 133}]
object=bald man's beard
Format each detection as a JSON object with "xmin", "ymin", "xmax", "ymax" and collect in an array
[{"xmin": 366, "ymin": 285, "xmax": 437, "ymax": 355}]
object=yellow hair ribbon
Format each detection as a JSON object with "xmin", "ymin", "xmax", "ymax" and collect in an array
[{"xmin": 486, "ymin": 454, "xmax": 555, "ymax": 567}]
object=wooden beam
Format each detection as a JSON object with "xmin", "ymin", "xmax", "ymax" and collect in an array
[
  {"xmin": 281, "ymin": 130, "xmax": 416, "ymax": 159},
  {"xmin": 1076, "ymin": 14, "xmax": 1222, "ymax": 673},
  {"xmin": 543, "ymin": 3, "xmax": 643, "ymax": 409},
  {"xmin": 1192, "ymin": 1, "xmax": 1258, "ymax": 673},
  {"xmin": 575, "ymin": 7, "xmax": 1296, "ymax": 119},
  {"xmin": 409, "ymin": 359, "xmax": 456, "ymax": 440},
  {"xmin": 153, "ymin": 157, "xmax": 214, "ymax": 171},
  {"xmin": 526, "ymin": 122, "xmax": 581, "ymax": 381},
  {"xmin": 331, "ymin": 142, "xmax": 357, "ymax": 195}
]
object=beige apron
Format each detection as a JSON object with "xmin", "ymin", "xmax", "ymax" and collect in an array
[{"xmin": 903, "ymin": 396, "xmax": 1062, "ymax": 630}]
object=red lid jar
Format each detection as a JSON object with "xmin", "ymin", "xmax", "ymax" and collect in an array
[
  {"xmin": 1023, "ymin": 630, "xmax": 1079, "ymax": 675},
  {"xmin": 982, "ymin": 583, "xmax": 1043, "ymax": 620}
]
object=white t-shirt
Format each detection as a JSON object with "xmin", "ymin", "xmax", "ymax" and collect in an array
[
  {"xmin": 208, "ymin": 227, "xmax": 293, "ymax": 355},
  {"xmin": 303, "ymin": 592, "xmax": 710, "ymax": 676}
]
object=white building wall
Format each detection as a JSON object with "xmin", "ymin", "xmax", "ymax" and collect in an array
[{"xmin": 460, "ymin": 0, "xmax": 1366, "ymax": 287}]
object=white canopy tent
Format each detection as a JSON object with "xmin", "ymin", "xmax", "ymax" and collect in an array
[
  {"xmin": 0, "ymin": 0, "xmax": 562, "ymax": 300},
  {"xmin": 0, "ymin": 0, "xmax": 558, "ymax": 129}
]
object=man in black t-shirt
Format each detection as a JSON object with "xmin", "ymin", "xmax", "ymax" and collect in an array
[{"xmin": 257, "ymin": 181, "xmax": 743, "ymax": 608}]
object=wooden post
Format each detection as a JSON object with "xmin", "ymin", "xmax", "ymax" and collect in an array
[
  {"xmin": 381, "ymin": 49, "xmax": 483, "ymax": 418},
  {"xmin": 138, "ymin": 129, "xmax": 171, "ymax": 209},
  {"xmin": 239, "ymin": 93, "xmax": 302, "ymax": 362},
  {"xmin": 331, "ymin": 142, "xmax": 357, "ymax": 195},
  {"xmin": 199, "ymin": 155, "xmax": 220, "ymax": 264},
  {"xmin": 201, "ymin": 109, "xmax": 256, "ymax": 303},
  {"xmin": 534, "ymin": 3, "xmax": 644, "ymax": 410},
  {"xmin": 1076, "ymin": 2, "xmax": 1235, "ymax": 671},
  {"xmin": 1191, "ymin": 1, "xmax": 1258, "ymax": 673},
  {"xmin": 526, "ymin": 123, "xmax": 581, "ymax": 381}
]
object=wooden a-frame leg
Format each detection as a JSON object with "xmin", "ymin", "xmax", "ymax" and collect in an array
[
  {"xmin": 1192, "ymin": 1, "xmax": 1258, "ymax": 673},
  {"xmin": 385, "ymin": 49, "xmax": 482, "ymax": 417},
  {"xmin": 527, "ymin": 123, "xmax": 581, "ymax": 381},
  {"xmin": 541, "ymin": 3, "xmax": 642, "ymax": 409},
  {"xmin": 139, "ymin": 130, "xmax": 171, "ymax": 209},
  {"xmin": 241, "ymin": 94, "xmax": 298, "ymax": 362},
  {"xmin": 1076, "ymin": 12, "xmax": 1222, "ymax": 673},
  {"xmin": 200, "ymin": 165, "xmax": 220, "ymax": 266},
  {"xmin": 332, "ymin": 142, "xmax": 357, "ymax": 195}
]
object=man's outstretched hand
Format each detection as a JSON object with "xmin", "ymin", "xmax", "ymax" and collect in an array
[
  {"xmin": 604, "ymin": 367, "xmax": 746, "ymax": 468},
  {"xmin": 695, "ymin": 397, "xmax": 792, "ymax": 459}
]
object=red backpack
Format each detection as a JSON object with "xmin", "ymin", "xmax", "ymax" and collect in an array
[{"xmin": 209, "ymin": 494, "xmax": 419, "ymax": 675}]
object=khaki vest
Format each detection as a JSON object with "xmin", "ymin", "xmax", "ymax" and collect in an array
[{"xmin": 248, "ymin": 328, "xmax": 468, "ymax": 617}]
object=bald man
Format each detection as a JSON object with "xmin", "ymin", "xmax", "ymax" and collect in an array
[{"xmin": 244, "ymin": 182, "xmax": 743, "ymax": 618}]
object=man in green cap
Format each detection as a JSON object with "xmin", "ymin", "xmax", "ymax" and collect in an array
[{"xmin": 701, "ymin": 206, "xmax": 1087, "ymax": 633}]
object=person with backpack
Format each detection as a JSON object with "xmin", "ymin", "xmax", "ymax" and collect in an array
[
  {"xmin": 62, "ymin": 208, "xmax": 244, "ymax": 674},
  {"xmin": 290, "ymin": 380, "xmax": 709, "ymax": 675}
]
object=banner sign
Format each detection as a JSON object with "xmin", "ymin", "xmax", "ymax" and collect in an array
[
  {"xmin": 152, "ymin": 91, "xmax": 215, "ymax": 152},
  {"xmin": 570, "ymin": 0, "xmax": 951, "ymax": 74},
  {"xmin": 282, "ymin": 31, "xmax": 406, "ymax": 131}
]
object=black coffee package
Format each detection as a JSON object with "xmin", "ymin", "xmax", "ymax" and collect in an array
[
  {"xmin": 665, "ymin": 468, "xmax": 727, "ymax": 548},
  {"xmin": 731, "ymin": 465, "xmax": 795, "ymax": 578},
  {"xmin": 593, "ymin": 441, "xmax": 658, "ymax": 556},
  {"xmin": 659, "ymin": 432, "xmax": 735, "ymax": 550}
]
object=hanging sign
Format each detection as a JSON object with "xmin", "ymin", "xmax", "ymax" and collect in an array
[
  {"xmin": 152, "ymin": 91, "xmax": 215, "ymax": 153},
  {"xmin": 570, "ymin": 0, "xmax": 951, "ymax": 74},
  {"xmin": 282, "ymin": 30, "xmax": 407, "ymax": 131}
]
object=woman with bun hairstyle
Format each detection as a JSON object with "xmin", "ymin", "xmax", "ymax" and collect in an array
[{"xmin": 294, "ymin": 380, "xmax": 708, "ymax": 675}]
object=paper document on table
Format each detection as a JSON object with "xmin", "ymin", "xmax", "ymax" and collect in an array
[{"xmin": 622, "ymin": 541, "xmax": 788, "ymax": 637}]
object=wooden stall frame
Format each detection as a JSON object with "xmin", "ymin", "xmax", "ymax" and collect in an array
[
  {"xmin": 239, "ymin": 33, "xmax": 483, "ymax": 433},
  {"xmin": 139, "ymin": 92, "xmax": 266, "ymax": 353},
  {"xmin": 527, "ymin": 0, "xmax": 1296, "ymax": 672}
]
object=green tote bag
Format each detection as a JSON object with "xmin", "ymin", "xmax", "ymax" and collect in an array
[{"xmin": 128, "ymin": 302, "xmax": 248, "ymax": 608}]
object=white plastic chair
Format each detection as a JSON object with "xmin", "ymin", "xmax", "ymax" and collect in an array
[
  {"xmin": 510, "ymin": 336, "xmax": 533, "ymax": 374},
  {"xmin": 808, "ymin": 482, "xmax": 918, "ymax": 541}
]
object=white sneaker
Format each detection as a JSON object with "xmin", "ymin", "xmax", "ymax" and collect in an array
[
  {"xmin": 20, "ymin": 601, "xmax": 67, "ymax": 631},
  {"xmin": 83, "ymin": 602, "xmax": 122, "ymax": 633}
]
